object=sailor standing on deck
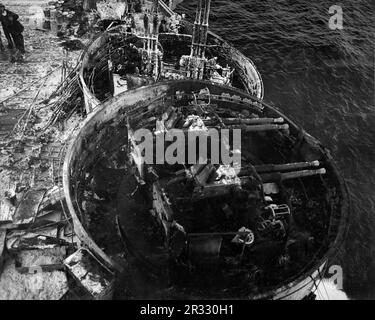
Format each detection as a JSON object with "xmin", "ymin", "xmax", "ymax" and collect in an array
[{"xmin": 0, "ymin": 3, "xmax": 25, "ymax": 54}]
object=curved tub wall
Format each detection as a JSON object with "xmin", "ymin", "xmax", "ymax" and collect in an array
[
  {"xmin": 79, "ymin": 31, "xmax": 110, "ymax": 112},
  {"xmin": 63, "ymin": 80, "xmax": 348, "ymax": 299},
  {"xmin": 63, "ymin": 83, "xmax": 171, "ymax": 270},
  {"xmin": 206, "ymin": 30, "xmax": 264, "ymax": 99}
]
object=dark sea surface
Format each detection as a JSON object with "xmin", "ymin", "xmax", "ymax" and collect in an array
[{"xmin": 177, "ymin": 0, "xmax": 375, "ymax": 299}]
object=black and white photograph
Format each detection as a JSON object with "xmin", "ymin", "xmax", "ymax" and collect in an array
[{"xmin": 0, "ymin": 0, "xmax": 373, "ymax": 304}]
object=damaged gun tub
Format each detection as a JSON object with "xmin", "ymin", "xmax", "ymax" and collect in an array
[
  {"xmin": 63, "ymin": 80, "xmax": 349, "ymax": 299},
  {"xmin": 78, "ymin": 0, "xmax": 264, "ymax": 113}
]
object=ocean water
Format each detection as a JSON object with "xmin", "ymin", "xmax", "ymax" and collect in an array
[{"xmin": 177, "ymin": 0, "xmax": 375, "ymax": 299}]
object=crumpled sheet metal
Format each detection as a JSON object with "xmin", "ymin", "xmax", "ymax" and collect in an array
[
  {"xmin": 12, "ymin": 188, "xmax": 47, "ymax": 225},
  {"xmin": 6, "ymin": 231, "xmax": 70, "ymax": 252},
  {"xmin": 64, "ymin": 248, "xmax": 115, "ymax": 300}
]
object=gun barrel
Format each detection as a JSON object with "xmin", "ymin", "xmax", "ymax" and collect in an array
[
  {"xmin": 260, "ymin": 168, "xmax": 327, "ymax": 183},
  {"xmin": 255, "ymin": 161, "xmax": 321, "ymax": 174},
  {"xmin": 229, "ymin": 124, "xmax": 289, "ymax": 132}
]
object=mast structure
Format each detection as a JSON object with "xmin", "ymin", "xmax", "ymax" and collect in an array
[
  {"xmin": 141, "ymin": 0, "xmax": 161, "ymax": 79},
  {"xmin": 191, "ymin": 0, "xmax": 211, "ymax": 59},
  {"xmin": 180, "ymin": 0, "xmax": 211, "ymax": 80}
]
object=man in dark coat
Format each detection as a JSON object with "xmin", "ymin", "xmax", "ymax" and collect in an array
[{"xmin": 0, "ymin": 4, "xmax": 25, "ymax": 53}]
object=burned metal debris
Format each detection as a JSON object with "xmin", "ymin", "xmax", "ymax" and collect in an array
[
  {"xmin": 0, "ymin": 0, "xmax": 349, "ymax": 300},
  {"xmin": 64, "ymin": 248, "xmax": 115, "ymax": 299}
]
